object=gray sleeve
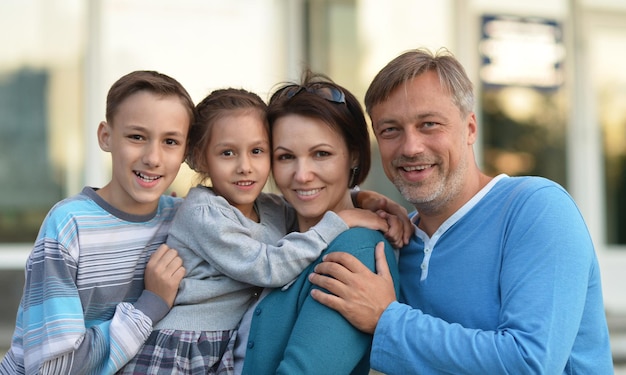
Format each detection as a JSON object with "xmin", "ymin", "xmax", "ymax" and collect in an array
[{"xmin": 167, "ymin": 192, "xmax": 348, "ymax": 288}]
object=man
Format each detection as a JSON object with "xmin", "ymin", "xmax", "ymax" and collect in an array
[{"xmin": 308, "ymin": 48, "xmax": 614, "ymax": 374}]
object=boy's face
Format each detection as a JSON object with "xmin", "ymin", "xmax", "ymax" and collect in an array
[{"xmin": 97, "ymin": 91, "xmax": 190, "ymax": 215}]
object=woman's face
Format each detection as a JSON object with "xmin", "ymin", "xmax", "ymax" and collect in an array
[{"xmin": 272, "ymin": 114, "xmax": 354, "ymax": 231}]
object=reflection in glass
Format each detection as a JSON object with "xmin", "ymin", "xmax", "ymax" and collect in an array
[{"xmin": 481, "ymin": 86, "xmax": 567, "ymax": 188}]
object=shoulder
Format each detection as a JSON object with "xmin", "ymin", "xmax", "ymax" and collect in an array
[
  {"xmin": 488, "ymin": 176, "xmax": 590, "ymax": 240},
  {"xmin": 174, "ymin": 186, "xmax": 249, "ymax": 225},
  {"xmin": 327, "ymin": 228, "xmax": 387, "ymax": 256},
  {"xmin": 334, "ymin": 227, "xmax": 386, "ymax": 243},
  {"xmin": 35, "ymin": 189, "xmax": 101, "ymax": 241},
  {"xmin": 157, "ymin": 194, "xmax": 183, "ymax": 221},
  {"xmin": 45, "ymin": 188, "xmax": 99, "ymax": 220},
  {"xmin": 327, "ymin": 228, "xmax": 396, "ymax": 273},
  {"xmin": 496, "ymin": 175, "xmax": 565, "ymax": 193},
  {"xmin": 178, "ymin": 186, "xmax": 229, "ymax": 210},
  {"xmin": 491, "ymin": 176, "xmax": 573, "ymax": 204}
]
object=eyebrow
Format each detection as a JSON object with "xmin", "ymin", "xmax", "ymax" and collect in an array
[
  {"xmin": 126, "ymin": 125, "xmax": 187, "ymax": 140},
  {"xmin": 374, "ymin": 111, "xmax": 448, "ymax": 128}
]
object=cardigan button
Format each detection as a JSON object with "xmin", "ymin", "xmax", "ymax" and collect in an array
[
  {"xmin": 247, "ymin": 341, "xmax": 255, "ymax": 349},
  {"xmin": 254, "ymin": 307, "xmax": 262, "ymax": 315}
]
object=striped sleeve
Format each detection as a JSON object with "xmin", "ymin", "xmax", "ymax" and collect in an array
[
  {"xmin": 19, "ymin": 236, "xmax": 154, "ymax": 375},
  {"xmin": 0, "ymin": 192, "xmax": 173, "ymax": 375}
]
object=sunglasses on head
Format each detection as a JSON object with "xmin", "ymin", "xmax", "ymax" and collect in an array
[{"xmin": 278, "ymin": 83, "xmax": 346, "ymax": 104}]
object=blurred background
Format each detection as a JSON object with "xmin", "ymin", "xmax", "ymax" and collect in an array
[{"xmin": 0, "ymin": 0, "xmax": 625, "ymax": 369}]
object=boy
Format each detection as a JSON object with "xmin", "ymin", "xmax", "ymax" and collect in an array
[{"xmin": 0, "ymin": 70, "xmax": 196, "ymax": 375}]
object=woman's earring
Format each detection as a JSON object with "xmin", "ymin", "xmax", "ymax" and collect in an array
[{"xmin": 348, "ymin": 166, "xmax": 359, "ymax": 187}]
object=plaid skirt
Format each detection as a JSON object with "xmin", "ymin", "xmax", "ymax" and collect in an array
[{"xmin": 117, "ymin": 328, "xmax": 237, "ymax": 375}]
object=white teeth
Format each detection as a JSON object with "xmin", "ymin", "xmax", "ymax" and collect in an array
[
  {"xmin": 296, "ymin": 189, "xmax": 321, "ymax": 196},
  {"xmin": 403, "ymin": 165, "xmax": 429, "ymax": 172},
  {"xmin": 135, "ymin": 172, "xmax": 160, "ymax": 181},
  {"xmin": 236, "ymin": 181, "xmax": 253, "ymax": 186}
]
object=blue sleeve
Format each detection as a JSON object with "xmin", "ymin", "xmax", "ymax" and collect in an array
[
  {"xmin": 276, "ymin": 229, "xmax": 400, "ymax": 375},
  {"xmin": 371, "ymin": 184, "xmax": 611, "ymax": 374}
]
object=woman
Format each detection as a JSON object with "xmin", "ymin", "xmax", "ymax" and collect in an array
[{"xmin": 233, "ymin": 71, "xmax": 401, "ymax": 374}]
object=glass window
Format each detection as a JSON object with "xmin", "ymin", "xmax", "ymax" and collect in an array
[
  {"xmin": 0, "ymin": 2, "xmax": 84, "ymax": 243},
  {"xmin": 479, "ymin": 15, "xmax": 568, "ymax": 188}
]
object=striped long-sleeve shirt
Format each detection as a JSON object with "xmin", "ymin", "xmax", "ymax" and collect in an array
[{"xmin": 0, "ymin": 187, "xmax": 181, "ymax": 375}]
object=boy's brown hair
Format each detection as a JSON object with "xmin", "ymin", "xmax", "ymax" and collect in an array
[{"xmin": 105, "ymin": 70, "xmax": 197, "ymax": 133}]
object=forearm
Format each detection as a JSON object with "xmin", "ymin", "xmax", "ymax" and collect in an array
[
  {"xmin": 31, "ymin": 300, "xmax": 154, "ymax": 375},
  {"xmin": 172, "ymin": 206, "xmax": 347, "ymax": 287}
]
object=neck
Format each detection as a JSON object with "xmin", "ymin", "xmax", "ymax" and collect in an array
[
  {"xmin": 236, "ymin": 203, "xmax": 258, "ymax": 223},
  {"xmin": 416, "ymin": 172, "xmax": 492, "ymax": 237},
  {"xmin": 296, "ymin": 190, "xmax": 354, "ymax": 232}
]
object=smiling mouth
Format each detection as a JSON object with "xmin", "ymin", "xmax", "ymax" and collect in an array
[
  {"xmin": 296, "ymin": 188, "xmax": 322, "ymax": 196},
  {"xmin": 135, "ymin": 171, "xmax": 161, "ymax": 181},
  {"xmin": 235, "ymin": 181, "xmax": 255, "ymax": 186},
  {"xmin": 401, "ymin": 164, "xmax": 432, "ymax": 172}
]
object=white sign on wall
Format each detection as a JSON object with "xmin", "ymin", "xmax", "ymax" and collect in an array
[{"xmin": 479, "ymin": 15, "xmax": 565, "ymax": 89}]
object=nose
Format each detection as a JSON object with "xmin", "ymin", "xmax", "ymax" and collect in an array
[
  {"xmin": 142, "ymin": 142, "xmax": 162, "ymax": 167},
  {"xmin": 237, "ymin": 154, "xmax": 252, "ymax": 174},
  {"xmin": 293, "ymin": 159, "xmax": 314, "ymax": 183},
  {"xmin": 401, "ymin": 128, "xmax": 426, "ymax": 157}
]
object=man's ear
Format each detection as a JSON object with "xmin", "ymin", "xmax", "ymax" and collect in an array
[
  {"xmin": 97, "ymin": 121, "xmax": 112, "ymax": 152},
  {"xmin": 466, "ymin": 112, "xmax": 478, "ymax": 146}
]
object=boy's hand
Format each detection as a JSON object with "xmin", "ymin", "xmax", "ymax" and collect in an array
[{"xmin": 144, "ymin": 244, "xmax": 185, "ymax": 308}]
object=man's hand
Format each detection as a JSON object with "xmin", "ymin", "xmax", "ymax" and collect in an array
[
  {"xmin": 144, "ymin": 244, "xmax": 185, "ymax": 308},
  {"xmin": 308, "ymin": 242, "xmax": 397, "ymax": 334}
]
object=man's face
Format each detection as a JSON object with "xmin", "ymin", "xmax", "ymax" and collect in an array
[{"xmin": 370, "ymin": 70, "xmax": 477, "ymax": 215}]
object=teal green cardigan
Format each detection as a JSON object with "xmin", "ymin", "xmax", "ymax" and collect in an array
[{"xmin": 241, "ymin": 227, "xmax": 400, "ymax": 374}]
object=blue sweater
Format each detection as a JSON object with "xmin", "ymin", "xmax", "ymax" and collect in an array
[
  {"xmin": 371, "ymin": 175, "xmax": 613, "ymax": 374},
  {"xmin": 241, "ymin": 227, "xmax": 399, "ymax": 375}
]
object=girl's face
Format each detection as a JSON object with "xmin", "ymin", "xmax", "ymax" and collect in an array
[
  {"xmin": 272, "ymin": 114, "xmax": 354, "ymax": 231},
  {"xmin": 205, "ymin": 111, "xmax": 270, "ymax": 219}
]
